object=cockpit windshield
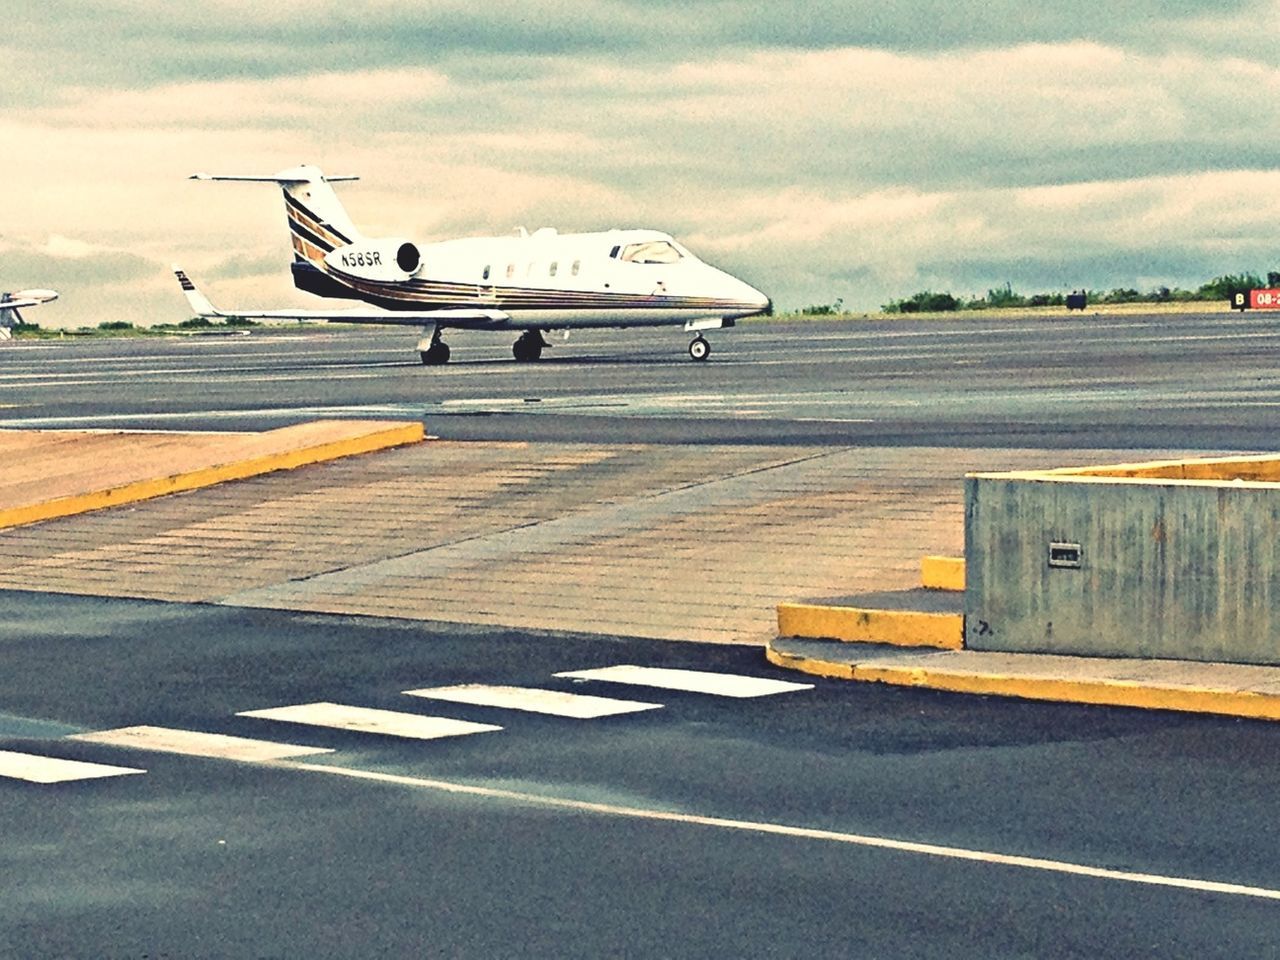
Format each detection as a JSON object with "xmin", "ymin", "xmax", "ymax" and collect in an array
[{"xmin": 616, "ymin": 240, "xmax": 683, "ymax": 264}]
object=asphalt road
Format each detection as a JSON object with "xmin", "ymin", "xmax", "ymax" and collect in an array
[
  {"xmin": 4, "ymin": 310, "xmax": 1280, "ymax": 447},
  {"xmin": 5, "ymin": 312, "xmax": 1280, "ymax": 957},
  {"xmin": 2, "ymin": 591, "xmax": 1279, "ymax": 959}
]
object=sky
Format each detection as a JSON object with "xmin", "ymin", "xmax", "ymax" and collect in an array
[{"xmin": 5, "ymin": 0, "xmax": 1280, "ymax": 327}]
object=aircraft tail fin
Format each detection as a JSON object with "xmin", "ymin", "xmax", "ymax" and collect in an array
[
  {"xmin": 189, "ymin": 165, "xmax": 363, "ymax": 263},
  {"xmin": 172, "ymin": 266, "xmax": 222, "ymax": 318}
]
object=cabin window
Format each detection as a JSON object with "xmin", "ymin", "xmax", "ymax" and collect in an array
[
  {"xmin": 506, "ymin": 263, "xmax": 515, "ymax": 279},
  {"xmin": 609, "ymin": 245, "xmax": 620, "ymax": 259},
  {"xmin": 482, "ymin": 265, "xmax": 491, "ymax": 281},
  {"xmin": 619, "ymin": 240, "xmax": 682, "ymax": 264},
  {"xmin": 549, "ymin": 261, "xmax": 558, "ymax": 277},
  {"xmin": 571, "ymin": 260, "xmax": 581, "ymax": 276}
]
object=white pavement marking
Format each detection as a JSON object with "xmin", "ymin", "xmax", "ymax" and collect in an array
[
  {"xmin": 237, "ymin": 702, "xmax": 502, "ymax": 741},
  {"xmin": 554, "ymin": 665, "xmax": 813, "ymax": 698},
  {"xmin": 273, "ymin": 760, "xmax": 1280, "ymax": 903},
  {"xmin": 69, "ymin": 725, "xmax": 334, "ymax": 762},
  {"xmin": 403, "ymin": 684, "xmax": 663, "ymax": 719},
  {"xmin": 0, "ymin": 749, "xmax": 145, "ymax": 784}
]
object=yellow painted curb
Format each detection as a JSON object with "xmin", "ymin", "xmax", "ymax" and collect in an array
[
  {"xmin": 765, "ymin": 642, "xmax": 857, "ymax": 680},
  {"xmin": 0, "ymin": 421, "xmax": 424, "ymax": 531},
  {"xmin": 776, "ymin": 602, "xmax": 963, "ymax": 650},
  {"xmin": 850, "ymin": 663, "xmax": 1280, "ymax": 722},
  {"xmin": 921, "ymin": 555, "xmax": 964, "ymax": 591},
  {"xmin": 765, "ymin": 640, "xmax": 1280, "ymax": 722}
]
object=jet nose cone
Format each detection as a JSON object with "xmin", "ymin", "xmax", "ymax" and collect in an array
[
  {"xmin": 727, "ymin": 272, "xmax": 769, "ymax": 308},
  {"xmin": 725, "ymin": 283, "xmax": 771, "ymax": 319},
  {"xmin": 745, "ymin": 286, "xmax": 771, "ymax": 316}
]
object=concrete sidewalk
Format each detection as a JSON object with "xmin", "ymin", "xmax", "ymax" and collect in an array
[{"xmin": 0, "ymin": 420, "xmax": 424, "ymax": 529}]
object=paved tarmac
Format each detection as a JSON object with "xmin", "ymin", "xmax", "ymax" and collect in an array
[
  {"xmin": 3, "ymin": 313, "xmax": 1280, "ymax": 956},
  {"xmin": 3, "ymin": 592, "xmax": 1280, "ymax": 959},
  {"xmin": 5, "ymin": 312, "xmax": 1280, "ymax": 448},
  {"xmin": 0, "ymin": 440, "xmax": 1199, "ymax": 644},
  {"xmin": 0, "ymin": 419, "xmax": 421, "ymax": 528}
]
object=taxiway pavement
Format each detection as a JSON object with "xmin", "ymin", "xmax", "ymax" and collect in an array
[
  {"xmin": 3, "ymin": 592, "xmax": 1279, "ymax": 959},
  {"xmin": 3, "ymin": 313, "xmax": 1280, "ymax": 956},
  {"xmin": 5, "ymin": 312, "xmax": 1280, "ymax": 448}
]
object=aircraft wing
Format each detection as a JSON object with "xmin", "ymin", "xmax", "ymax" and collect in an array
[
  {"xmin": 1, "ymin": 288, "xmax": 58, "ymax": 311},
  {"xmin": 173, "ymin": 267, "xmax": 510, "ymax": 328},
  {"xmin": 203, "ymin": 304, "xmax": 513, "ymax": 328}
]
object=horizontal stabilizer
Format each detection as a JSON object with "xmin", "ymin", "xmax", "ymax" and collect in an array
[{"xmin": 190, "ymin": 165, "xmax": 358, "ymax": 184}]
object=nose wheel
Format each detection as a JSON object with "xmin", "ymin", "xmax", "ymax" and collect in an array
[
  {"xmin": 688, "ymin": 336, "xmax": 711, "ymax": 361},
  {"xmin": 418, "ymin": 327, "xmax": 450, "ymax": 365},
  {"xmin": 420, "ymin": 342, "xmax": 450, "ymax": 365},
  {"xmin": 513, "ymin": 330, "xmax": 547, "ymax": 362}
]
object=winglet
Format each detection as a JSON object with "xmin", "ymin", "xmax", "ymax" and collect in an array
[{"xmin": 172, "ymin": 265, "xmax": 221, "ymax": 318}]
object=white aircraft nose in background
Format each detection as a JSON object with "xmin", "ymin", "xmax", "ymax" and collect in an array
[{"xmin": 0, "ymin": 288, "xmax": 59, "ymax": 340}]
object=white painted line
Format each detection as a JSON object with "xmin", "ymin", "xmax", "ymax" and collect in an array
[
  {"xmin": 554, "ymin": 665, "xmax": 813, "ymax": 698},
  {"xmin": 69, "ymin": 725, "xmax": 334, "ymax": 762},
  {"xmin": 0, "ymin": 749, "xmax": 145, "ymax": 784},
  {"xmin": 273, "ymin": 760, "xmax": 1280, "ymax": 903},
  {"xmin": 403, "ymin": 684, "xmax": 663, "ymax": 719},
  {"xmin": 237, "ymin": 702, "xmax": 502, "ymax": 741}
]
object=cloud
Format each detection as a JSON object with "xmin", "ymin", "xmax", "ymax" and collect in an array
[
  {"xmin": 44, "ymin": 68, "xmax": 452, "ymax": 132},
  {"xmin": 9, "ymin": 0, "xmax": 1268, "ymax": 99},
  {"xmin": 0, "ymin": 236, "xmax": 169, "ymax": 328},
  {"xmin": 7, "ymin": 1, "xmax": 1280, "ymax": 324},
  {"xmin": 0, "ymin": 240, "xmax": 155, "ymax": 287}
]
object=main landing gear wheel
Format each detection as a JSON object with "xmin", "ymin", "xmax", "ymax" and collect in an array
[
  {"xmin": 688, "ymin": 336, "xmax": 711, "ymax": 361},
  {"xmin": 420, "ymin": 341, "xmax": 450, "ymax": 365},
  {"xmin": 513, "ymin": 330, "xmax": 546, "ymax": 362}
]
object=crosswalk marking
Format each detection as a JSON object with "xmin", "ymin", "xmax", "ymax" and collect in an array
[
  {"xmin": 403, "ymin": 684, "xmax": 663, "ymax": 719},
  {"xmin": 69, "ymin": 725, "xmax": 334, "ymax": 762},
  {"xmin": 237, "ymin": 702, "xmax": 502, "ymax": 741},
  {"xmin": 7, "ymin": 662, "xmax": 808, "ymax": 790},
  {"xmin": 554, "ymin": 665, "xmax": 814, "ymax": 698},
  {"xmin": 0, "ymin": 749, "xmax": 145, "ymax": 784}
]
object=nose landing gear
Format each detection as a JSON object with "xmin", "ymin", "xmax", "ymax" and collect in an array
[
  {"xmin": 513, "ymin": 329, "xmax": 548, "ymax": 362},
  {"xmin": 688, "ymin": 336, "xmax": 711, "ymax": 361},
  {"xmin": 418, "ymin": 326, "xmax": 450, "ymax": 365}
]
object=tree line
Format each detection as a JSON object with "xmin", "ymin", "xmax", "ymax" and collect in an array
[{"xmin": 879, "ymin": 273, "xmax": 1280, "ymax": 314}]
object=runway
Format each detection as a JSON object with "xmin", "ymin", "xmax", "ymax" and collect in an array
[{"xmin": 5, "ymin": 311, "xmax": 1280, "ymax": 447}]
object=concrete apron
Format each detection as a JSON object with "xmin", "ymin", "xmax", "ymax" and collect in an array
[{"xmin": 0, "ymin": 442, "xmax": 1106, "ymax": 646}]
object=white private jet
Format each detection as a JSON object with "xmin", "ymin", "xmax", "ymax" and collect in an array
[
  {"xmin": 0, "ymin": 288, "xmax": 58, "ymax": 340},
  {"xmin": 176, "ymin": 164, "xmax": 770, "ymax": 364}
]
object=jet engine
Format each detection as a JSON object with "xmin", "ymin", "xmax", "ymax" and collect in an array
[{"xmin": 323, "ymin": 238, "xmax": 421, "ymax": 283}]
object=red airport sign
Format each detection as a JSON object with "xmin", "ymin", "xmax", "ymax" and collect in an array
[{"xmin": 1237, "ymin": 289, "xmax": 1280, "ymax": 310}]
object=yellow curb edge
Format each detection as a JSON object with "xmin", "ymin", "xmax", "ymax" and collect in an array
[
  {"xmin": 765, "ymin": 639, "xmax": 1280, "ymax": 722},
  {"xmin": 776, "ymin": 602, "xmax": 963, "ymax": 650},
  {"xmin": 920, "ymin": 555, "xmax": 965, "ymax": 591},
  {"xmin": 0, "ymin": 420, "xmax": 425, "ymax": 531},
  {"xmin": 765, "ymin": 642, "xmax": 857, "ymax": 681}
]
